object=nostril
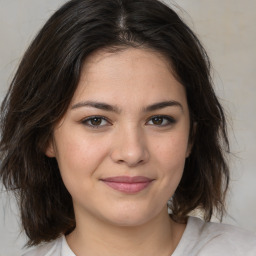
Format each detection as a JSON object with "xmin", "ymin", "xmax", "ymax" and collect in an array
[
  {"xmin": 109, "ymin": 130, "xmax": 150, "ymax": 166},
  {"xmin": 114, "ymin": 155, "xmax": 147, "ymax": 168}
]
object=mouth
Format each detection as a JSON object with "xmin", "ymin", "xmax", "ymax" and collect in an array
[{"xmin": 100, "ymin": 176, "xmax": 154, "ymax": 194}]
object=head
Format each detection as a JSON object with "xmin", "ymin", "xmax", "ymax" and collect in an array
[{"xmin": 0, "ymin": 0, "xmax": 229, "ymax": 246}]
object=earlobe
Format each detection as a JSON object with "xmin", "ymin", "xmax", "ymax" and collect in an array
[
  {"xmin": 45, "ymin": 139, "xmax": 56, "ymax": 158},
  {"xmin": 186, "ymin": 142, "xmax": 192, "ymax": 158},
  {"xmin": 186, "ymin": 122, "xmax": 197, "ymax": 158}
]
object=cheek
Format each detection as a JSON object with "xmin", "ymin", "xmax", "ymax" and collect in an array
[
  {"xmin": 145, "ymin": 134, "xmax": 188, "ymax": 206},
  {"xmin": 154, "ymin": 133, "xmax": 189, "ymax": 168},
  {"xmin": 54, "ymin": 135, "xmax": 111, "ymax": 201},
  {"xmin": 54, "ymin": 132, "xmax": 110, "ymax": 181},
  {"xmin": 152, "ymin": 131, "xmax": 189, "ymax": 195}
]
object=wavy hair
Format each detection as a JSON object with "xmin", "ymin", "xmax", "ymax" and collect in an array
[{"xmin": 0, "ymin": 0, "xmax": 229, "ymax": 246}]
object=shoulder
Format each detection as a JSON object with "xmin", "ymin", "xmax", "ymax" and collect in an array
[
  {"xmin": 186, "ymin": 217, "xmax": 256, "ymax": 255},
  {"xmin": 22, "ymin": 237, "xmax": 63, "ymax": 256}
]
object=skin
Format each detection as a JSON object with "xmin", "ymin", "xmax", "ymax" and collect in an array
[{"xmin": 46, "ymin": 48, "xmax": 192, "ymax": 256}]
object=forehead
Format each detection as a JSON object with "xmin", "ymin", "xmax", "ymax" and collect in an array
[
  {"xmin": 83, "ymin": 47, "xmax": 173, "ymax": 73},
  {"xmin": 71, "ymin": 47, "xmax": 187, "ymax": 109}
]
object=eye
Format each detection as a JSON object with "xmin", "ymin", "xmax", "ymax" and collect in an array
[
  {"xmin": 81, "ymin": 116, "xmax": 111, "ymax": 128},
  {"xmin": 146, "ymin": 115, "xmax": 176, "ymax": 126}
]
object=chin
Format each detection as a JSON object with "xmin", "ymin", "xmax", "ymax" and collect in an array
[
  {"xmin": 109, "ymin": 215, "xmax": 149, "ymax": 227},
  {"xmin": 102, "ymin": 205, "xmax": 161, "ymax": 228}
]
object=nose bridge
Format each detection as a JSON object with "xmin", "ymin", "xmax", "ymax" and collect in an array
[{"xmin": 110, "ymin": 123, "xmax": 149, "ymax": 167}]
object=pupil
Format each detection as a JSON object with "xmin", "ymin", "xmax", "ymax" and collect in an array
[
  {"xmin": 91, "ymin": 118, "xmax": 102, "ymax": 126},
  {"xmin": 153, "ymin": 117, "xmax": 163, "ymax": 125}
]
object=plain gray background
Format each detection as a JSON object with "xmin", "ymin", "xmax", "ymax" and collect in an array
[{"xmin": 0, "ymin": 0, "xmax": 255, "ymax": 255}]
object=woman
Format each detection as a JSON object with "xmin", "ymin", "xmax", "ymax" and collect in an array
[{"xmin": 0, "ymin": 0, "xmax": 255, "ymax": 255}]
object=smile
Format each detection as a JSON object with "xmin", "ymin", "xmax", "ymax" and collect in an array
[{"xmin": 100, "ymin": 176, "xmax": 154, "ymax": 194}]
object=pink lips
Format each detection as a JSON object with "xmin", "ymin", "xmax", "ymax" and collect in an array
[{"xmin": 101, "ymin": 176, "xmax": 154, "ymax": 193}]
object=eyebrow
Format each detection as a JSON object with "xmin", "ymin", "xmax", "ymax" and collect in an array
[
  {"xmin": 143, "ymin": 100, "xmax": 183, "ymax": 112},
  {"xmin": 71, "ymin": 101, "xmax": 121, "ymax": 113},
  {"xmin": 71, "ymin": 100, "xmax": 183, "ymax": 113}
]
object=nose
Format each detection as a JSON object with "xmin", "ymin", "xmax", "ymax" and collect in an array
[{"xmin": 110, "ymin": 126, "xmax": 149, "ymax": 167}]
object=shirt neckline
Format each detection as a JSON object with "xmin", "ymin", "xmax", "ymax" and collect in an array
[
  {"xmin": 61, "ymin": 216, "xmax": 194, "ymax": 256},
  {"xmin": 61, "ymin": 235, "xmax": 77, "ymax": 256},
  {"xmin": 171, "ymin": 216, "xmax": 196, "ymax": 256}
]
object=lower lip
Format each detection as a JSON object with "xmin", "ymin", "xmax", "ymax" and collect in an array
[{"xmin": 102, "ymin": 181, "xmax": 152, "ymax": 193}]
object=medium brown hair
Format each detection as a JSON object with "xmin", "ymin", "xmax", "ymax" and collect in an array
[{"xmin": 0, "ymin": 0, "xmax": 229, "ymax": 246}]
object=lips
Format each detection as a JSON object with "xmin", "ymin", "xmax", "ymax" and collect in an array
[{"xmin": 100, "ymin": 176, "xmax": 154, "ymax": 193}]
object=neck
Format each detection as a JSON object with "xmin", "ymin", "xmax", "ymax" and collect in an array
[{"xmin": 66, "ymin": 208, "xmax": 186, "ymax": 256}]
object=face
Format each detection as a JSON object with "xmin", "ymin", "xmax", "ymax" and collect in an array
[{"xmin": 46, "ymin": 48, "xmax": 191, "ymax": 227}]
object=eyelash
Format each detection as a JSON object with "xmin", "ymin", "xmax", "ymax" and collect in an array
[
  {"xmin": 146, "ymin": 115, "xmax": 176, "ymax": 126},
  {"xmin": 81, "ymin": 115, "xmax": 176, "ymax": 128},
  {"xmin": 81, "ymin": 116, "xmax": 111, "ymax": 128}
]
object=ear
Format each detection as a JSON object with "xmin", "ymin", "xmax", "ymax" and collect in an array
[
  {"xmin": 186, "ymin": 142, "xmax": 193, "ymax": 158},
  {"xmin": 45, "ymin": 138, "xmax": 56, "ymax": 158},
  {"xmin": 186, "ymin": 122, "xmax": 197, "ymax": 158}
]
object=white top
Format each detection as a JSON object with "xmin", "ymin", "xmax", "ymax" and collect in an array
[{"xmin": 22, "ymin": 216, "xmax": 256, "ymax": 256}]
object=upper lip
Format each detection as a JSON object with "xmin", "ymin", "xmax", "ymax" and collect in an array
[{"xmin": 101, "ymin": 176, "xmax": 154, "ymax": 183}]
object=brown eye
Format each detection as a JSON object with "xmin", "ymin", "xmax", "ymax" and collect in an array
[
  {"xmin": 82, "ymin": 116, "xmax": 110, "ymax": 128},
  {"xmin": 146, "ymin": 115, "xmax": 176, "ymax": 126},
  {"xmin": 90, "ymin": 117, "xmax": 103, "ymax": 126},
  {"xmin": 152, "ymin": 116, "xmax": 164, "ymax": 125}
]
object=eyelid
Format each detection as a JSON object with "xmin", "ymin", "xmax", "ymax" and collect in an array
[
  {"xmin": 81, "ymin": 115, "xmax": 112, "ymax": 128},
  {"xmin": 80, "ymin": 114, "xmax": 176, "ymax": 128},
  {"xmin": 146, "ymin": 115, "xmax": 176, "ymax": 126}
]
